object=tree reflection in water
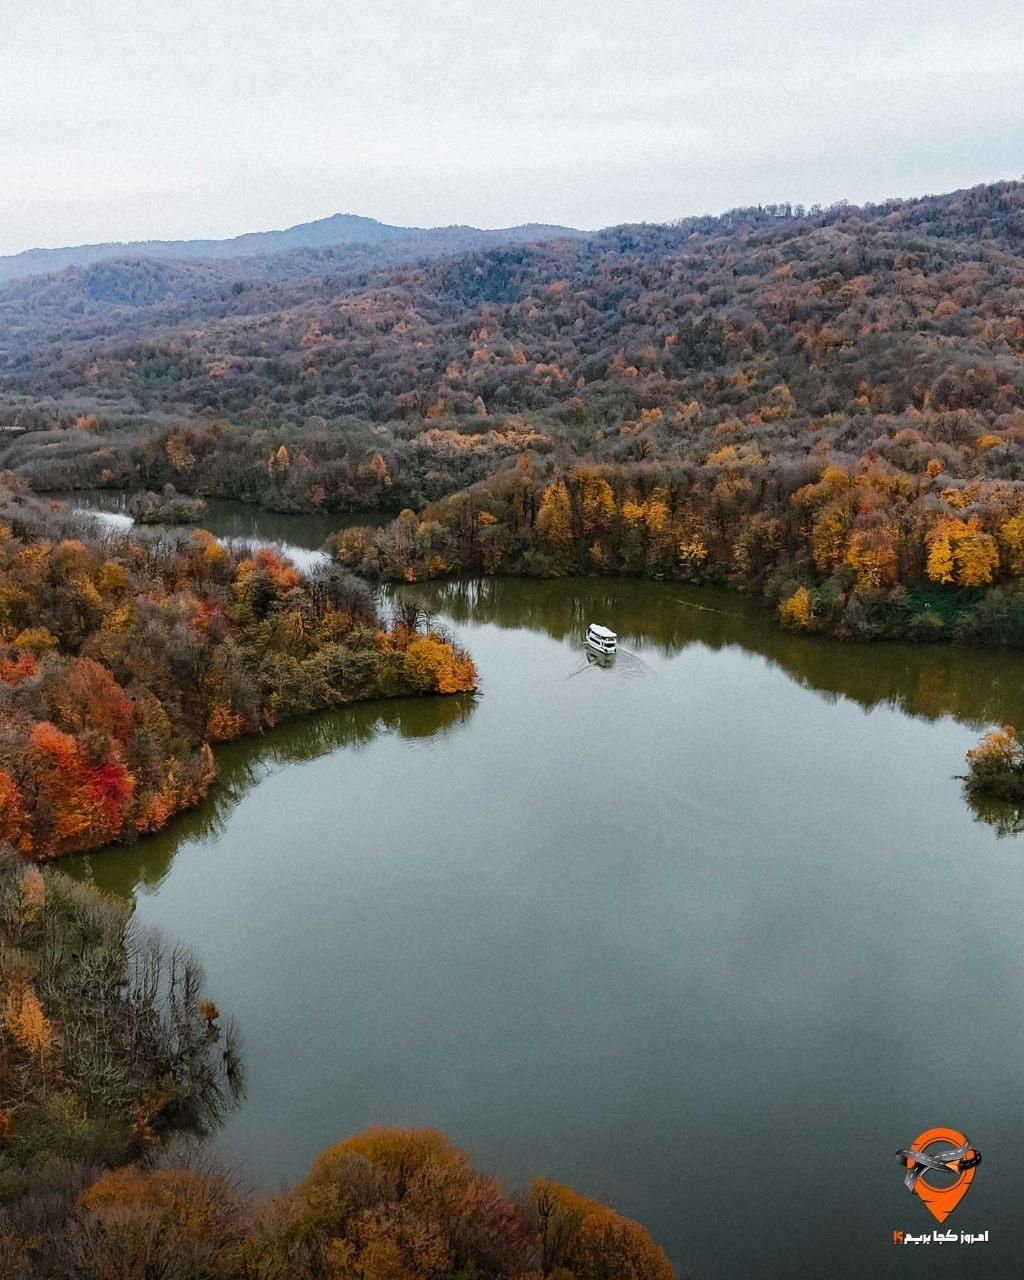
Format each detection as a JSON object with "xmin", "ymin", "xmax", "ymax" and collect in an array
[
  {"xmin": 409, "ymin": 577, "xmax": 1024, "ymax": 730},
  {"xmin": 67, "ymin": 571, "xmax": 1024, "ymax": 896},
  {"xmin": 410, "ymin": 577, "xmax": 1024, "ymax": 840},
  {"xmin": 65, "ymin": 692, "xmax": 477, "ymax": 898},
  {"xmin": 964, "ymin": 790, "xmax": 1024, "ymax": 839}
]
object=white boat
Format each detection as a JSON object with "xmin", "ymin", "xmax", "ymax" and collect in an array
[{"xmin": 585, "ymin": 623, "xmax": 617, "ymax": 655}]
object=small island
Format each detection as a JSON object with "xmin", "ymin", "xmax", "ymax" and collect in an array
[
  {"xmin": 127, "ymin": 484, "xmax": 207, "ymax": 525},
  {"xmin": 965, "ymin": 726, "xmax": 1024, "ymax": 803}
]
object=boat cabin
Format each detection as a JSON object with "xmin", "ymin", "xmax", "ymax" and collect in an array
[{"xmin": 586, "ymin": 623, "xmax": 617, "ymax": 654}]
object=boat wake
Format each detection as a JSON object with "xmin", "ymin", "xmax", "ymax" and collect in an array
[{"xmin": 566, "ymin": 645, "xmax": 654, "ymax": 680}]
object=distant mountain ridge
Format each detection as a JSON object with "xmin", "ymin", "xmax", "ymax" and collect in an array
[
  {"xmin": 7, "ymin": 179, "xmax": 1024, "ymax": 436},
  {"xmin": 0, "ymin": 213, "xmax": 586, "ymax": 283}
]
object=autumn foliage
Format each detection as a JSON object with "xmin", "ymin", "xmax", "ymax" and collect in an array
[
  {"xmin": 0, "ymin": 848, "xmax": 241, "ymax": 1199},
  {"xmin": 533, "ymin": 1177, "xmax": 676, "ymax": 1280},
  {"xmin": 6, "ymin": 182, "xmax": 1024, "ymax": 645},
  {"xmin": 331, "ymin": 454, "xmax": 1024, "ymax": 646},
  {"xmin": 402, "ymin": 632, "xmax": 478, "ymax": 694},
  {"xmin": 965, "ymin": 725, "xmax": 1024, "ymax": 803},
  {"xmin": 0, "ymin": 485, "xmax": 475, "ymax": 859},
  {"xmin": 1, "ymin": 1120, "xmax": 677, "ymax": 1279},
  {"xmin": 0, "ymin": 846, "xmax": 677, "ymax": 1277}
]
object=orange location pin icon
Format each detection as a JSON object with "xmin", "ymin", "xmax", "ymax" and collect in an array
[{"xmin": 896, "ymin": 1127, "xmax": 981, "ymax": 1223}]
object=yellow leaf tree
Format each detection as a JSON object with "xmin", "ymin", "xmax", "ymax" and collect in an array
[
  {"xmin": 926, "ymin": 517, "xmax": 999, "ymax": 587},
  {"xmin": 536, "ymin": 480, "xmax": 574, "ymax": 563}
]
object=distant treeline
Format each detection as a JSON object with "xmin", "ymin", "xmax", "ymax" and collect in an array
[{"xmin": 0, "ymin": 417, "xmax": 553, "ymax": 514}]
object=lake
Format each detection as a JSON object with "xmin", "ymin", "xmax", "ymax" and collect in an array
[
  {"xmin": 62, "ymin": 496, "xmax": 1024, "ymax": 1279},
  {"xmin": 52, "ymin": 489, "xmax": 351, "ymax": 572}
]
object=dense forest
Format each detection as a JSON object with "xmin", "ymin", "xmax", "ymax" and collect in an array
[
  {"xmin": 0, "ymin": 480, "xmax": 475, "ymax": 860},
  {"xmin": 0, "ymin": 853, "xmax": 675, "ymax": 1279},
  {"xmin": 4, "ymin": 181, "xmax": 1024, "ymax": 431},
  {"xmin": 3, "ymin": 181, "xmax": 1024, "ymax": 643}
]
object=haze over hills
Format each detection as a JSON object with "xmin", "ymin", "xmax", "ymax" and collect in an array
[{"xmin": 0, "ymin": 212, "xmax": 586, "ymax": 283}]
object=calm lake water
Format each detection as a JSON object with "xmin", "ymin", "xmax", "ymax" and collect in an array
[
  {"xmin": 62, "ymin": 497, "xmax": 1024, "ymax": 1279},
  {"xmin": 53, "ymin": 488, "xmax": 357, "ymax": 572}
]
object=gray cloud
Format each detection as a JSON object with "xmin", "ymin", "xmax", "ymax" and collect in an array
[{"xmin": 2, "ymin": 0, "xmax": 1022, "ymax": 252}]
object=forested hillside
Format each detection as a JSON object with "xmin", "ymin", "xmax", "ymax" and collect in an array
[
  {"xmin": 4, "ymin": 181, "xmax": 1024, "ymax": 430},
  {"xmin": 3, "ymin": 180, "xmax": 1024, "ymax": 644}
]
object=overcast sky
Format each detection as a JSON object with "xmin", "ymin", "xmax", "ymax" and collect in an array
[{"xmin": 2, "ymin": 0, "xmax": 1022, "ymax": 254}]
